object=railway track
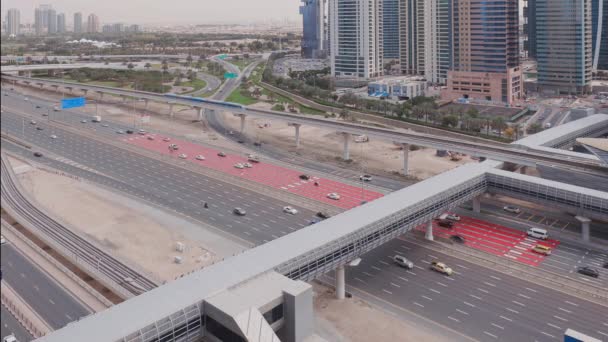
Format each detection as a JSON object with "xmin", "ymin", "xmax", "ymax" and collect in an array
[{"xmin": 0, "ymin": 154, "xmax": 158, "ymax": 297}]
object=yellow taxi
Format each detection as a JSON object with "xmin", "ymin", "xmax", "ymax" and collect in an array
[{"xmin": 532, "ymin": 244, "xmax": 552, "ymax": 256}]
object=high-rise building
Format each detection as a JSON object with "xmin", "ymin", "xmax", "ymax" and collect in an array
[
  {"xmin": 444, "ymin": 0, "xmax": 521, "ymax": 105},
  {"xmin": 74, "ymin": 12, "xmax": 83, "ymax": 33},
  {"xmin": 6, "ymin": 8, "xmax": 20, "ymax": 36},
  {"xmin": 423, "ymin": 0, "xmax": 452, "ymax": 84},
  {"xmin": 34, "ymin": 8, "xmax": 44, "ymax": 35},
  {"xmin": 47, "ymin": 8, "xmax": 57, "ymax": 34},
  {"xmin": 57, "ymin": 13, "xmax": 66, "ymax": 33},
  {"xmin": 523, "ymin": 0, "xmax": 537, "ymax": 59},
  {"xmin": 300, "ymin": 0, "xmax": 326, "ymax": 58},
  {"xmin": 382, "ymin": 0, "xmax": 400, "ymax": 60},
  {"xmin": 536, "ymin": 0, "xmax": 592, "ymax": 94},
  {"xmin": 398, "ymin": 0, "xmax": 425, "ymax": 75},
  {"xmin": 329, "ymin": 0, "xmax": 383, "ymax": 79},
  {"xmin": 87, "ymin": 13, "xmax": 100, "ymax": 33},
  {"xmin": 592, "ymin": 0, "xmax": 607, "ymax": 70}
]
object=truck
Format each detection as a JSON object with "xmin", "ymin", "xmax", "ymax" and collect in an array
[{"xmin": 92, "ymin": 116, "xmax": 102, "ymax": 123}]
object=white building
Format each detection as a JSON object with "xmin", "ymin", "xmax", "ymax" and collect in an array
[
  {"xmin": 368, "ymin": 77, "xmax": 427, "ymax": 99},
  {"xmin": 329, "ymin": 0, "xmax": 383, "ymax": 79},
  {"xmin": 87, "ymin": 13, "xmax": 100, "ymax": 33},
  {"xmin": 6, "ymin": 8, "xmax": 20, "ymax": 36}
]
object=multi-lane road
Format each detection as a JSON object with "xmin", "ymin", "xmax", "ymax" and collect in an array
[{"xmin": 1, "ymin": 306, "xmax": 32, "ymax": 342}]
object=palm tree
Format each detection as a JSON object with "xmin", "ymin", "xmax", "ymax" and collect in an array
[{"xmin": 144, "ymin": 62, "xmax": 152, "ymax": 70}]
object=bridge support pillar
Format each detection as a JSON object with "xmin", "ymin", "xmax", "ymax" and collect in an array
[
  {"xmin": 121, "ymin": 95, "xmax": 128, "ymax": 103},
  {"xmin": 288, "ymin": 123, "xmax": 302, "ymax": 148},
  {"xmin": 196, "ymin": 107, "xmax": 204, "ymax": 121},
  {"xmin": 82, "ymin": 89, "xmax": 88, "ymax": 97},
  {"xmin": 576, "ymin": 216, "xmax": 591, "ymax": 243},
  {"xmin": 335, "ymin": 265, "xmax": 345, "ymax": 300},
  {"xmin": 425, "ymin": 221, "xmax": 434, "ymax": 241},
  {"xmin": 239, "ymin": 114, "xmax": 247, "ymax": 134},
  {"xmin": 143, "ymin": 99, "xmax": 149, "ymax": 112},
  {"xmin": 168, "ymin": 103, "xmax": 175, "ymax": 117},
  {"xmin": 472, "ymin": 196, "xmax": 481, "ymax": 213},
  {"xmin": 402, "ymin": 144, "xmax": 410, "ymax": 176},
  {"xmin": 342, "ymin": 132, "xmax": 351, "ymax": 161}
]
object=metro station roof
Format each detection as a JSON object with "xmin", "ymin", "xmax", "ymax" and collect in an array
[
  {"xmin": 516, "ymin": 114, "xmax": 608, "ymax": 148},
  {"xmin": 577, "ymin": 138, "xmax": 608, "ymax": 164}
]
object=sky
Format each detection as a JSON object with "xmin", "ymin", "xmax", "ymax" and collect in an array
[{"xmin": 1, "ymin": 0, "xmax": 302, "ymax": 25}]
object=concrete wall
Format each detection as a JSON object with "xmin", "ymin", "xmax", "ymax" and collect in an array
[{"xmin": 278, "ymin": 282, "xmax": 314, "ymax": 342}]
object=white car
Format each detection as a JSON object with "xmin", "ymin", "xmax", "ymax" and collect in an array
[
  {"xmin": 283, "ymin": 206, "xmax": 298, "ymax": 215},
  {"xmin": 360, "ymin": 174, "xmax": 373, "ymax": 182},
  {"xmin": 1, "ymin": 235, "xmax": 6, "ymax": 245},
  {"xmin": 116, "ymin": 130, "xmax": 125, "ymax": 134},
  {"xmin": 138, "ymin": 129, "xmax": 146, "ymax": 135},
  {"xmin": 50, "ymin": 135, "xmax": 57, "ymax": 139},
  {"xmin": 3, "ymin": 334, "xmax": 17, "ymax": 342},
  {"xmin": 30, "ymin": 120, "xmax": 37, "ymax": 125},
  {"xmin": 327, "ymin": 193, "xmax": 341, "ymax": 200},
  {"xmin": 243, "ymin": 162, "xmax": 253, "ymax": 168},
  {"xmin": 503, "ymin": 205, "xmax": 521, "ymax": 214},
  {"xmin": 163, "ymin": 137, "xmax": 171, "ymax": 142},
  {"xmin": 442, "ymin": 213, "xmax": 461, "ymax": 221},
  {"xmin": 234, "ymin": 163, "xmax": 245, "ymax": 169},
  {"xmin": 178, "ymin": 153, "xmax": 188, "ymax": 159},
  {"xmin": 195, "ymin": 155, "xmax": 205, "ymax": 161},
  {"xmin": 53, "ymin": 106, "xmax": 60, "ymax": 111}
]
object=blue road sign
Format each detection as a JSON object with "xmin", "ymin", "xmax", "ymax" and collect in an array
[{"xmin": 61, "ymin": 97, "xmax": 86, "ymax": 109}]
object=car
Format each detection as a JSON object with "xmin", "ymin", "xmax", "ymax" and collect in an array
[
  {"xmin": 503, "ymin": 205, "xmax": 521, "ymax": 214},
  {"xmin": 101, "ymin": 124, "xmax": 109, "ymax": 127},
  {"xmin": 30, "ymin": 120, "xmax": 37, "ymax": 125},
  {"xmin": 577, "ymin": 266, "xmax": 599, "ymax": 278},
  {"xmin": 316, "ymin": 211, "xmax": 331, "ymax": 219},
  {"xmin": 126, "ymin": 129, "xmax": 134, "ymax": 134},
  {"xmin": 393, "ymin": 255, "xmax": 414, "ymax": 269},
  {"xmin": 36, "ymin": 126, "xmax": 44, "ymax": 131},
  {"xmin": 253, "ymin": 141, "xmax": 262, "ymax": 147},
  {"xmin": 532, "ymin": 244, "xmax": 552, "ymax": 255},
  {"xmin": 163, "ymin": 137, "xmax": 171, "ymax": 142},
  {"xmin": 603, "ymin": 262, "xmax": 608, "ymax": 269},
  {"xmin": 80, "ymin": 119, "xmax": 88, "ymax": 123},
  {"xmin": 237, "ymin": 140, "xmax": 245, "ymax": 144},
  {"xmin": 36, "ymin": 105, "xmax": 41, "ymax": 109},
  {"xmin": 147, "ymin": 136, "xmax": 155, "ymax": 140},
  {"xmin": 24, "ymin": 97, "xmax": 29, "ymax": 101},
  {"xmin": 451, "ymin": 235, "xmax": 465, "ymax": 243},
  {"xmin": 327, "ymin": 193, "xmax": 341, "ymax": 200},
  {"xmin": 228, "ymin": 130, "xmax": 234, "ymax": 135},
  {"xmin": 527, "ymin": 227, "xmax": 548, "ymax": 240},
  {"xmin": 437, "ymin": 219, "xmax": 454, "ymax": 228},
  {"xmin": 430, "ymin": 261, "xmax": 454, "ymax": 276},
  {"xmin": 138, "ymin": 129, "xmax": 146, "ymax": 135},
  {"xmin": 233, "ymin": 207, "xmax": 246, "ymax": 216},
  {"xmin": 360, "ymin": 174, "xmax": 373, "ymax": 182},
  {"xmin": 116, "ymin": 130, "xmax": 125, "ymax": 134},
  {"xmin": 3, "ymin": 334, "xmax": 17, "ymax": 342},
  {"xmin": 247, "ymin": 154, "xmax": 260, "ymax": 163},
  {"xmin": 440, "ymin": 213, "xmax": 461, "ymax": 221},
  {"xmin": 50, "ymin": 135, "xmax": 57, "ymax": 139},
  {"xmin": 195, "ymin": 155, "xmax": 205, "ymax": 161},
  {"xmin": 243, "ymin": 162, "xmax": 253, "ymax": 168},
  {"xmin": 169, "ymin": 144, "xmax": 179, "ymax": 150},
  {"xmin": 41, "ymin": 112, "xmax": 48, "ymax": 116},
  {"xmin": 299, "ymin": 174, "xmax": 311, "ymax": 180},
  {"xmin": 3, "ymin": 93, "xmax": 7, "ymax": 96},
  {"xmin": 283, "ymin": 206, "xmax": 298, "ymax": 215},
  {"xmin": 0, "ymin": 235, "xmax": 6, "ymax": 245},
  {"xmin": 234, "ymin": 163, "xmax": 245, "ymax": 169},
  {"xmin": 33, "ymin": 152, "xmax": 43, "ymax": 157},
  {"xmin": 217, "ymin": 152, "xmax": 226, "ymax": 157},
  {"xmin": 53, "ymin": 106, "xmax": 60, "ymax": 111},
  {"xmin": 178, "ymin": 154, "xmax": 188, "ymax": 159}
]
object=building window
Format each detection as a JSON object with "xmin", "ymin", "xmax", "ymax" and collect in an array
[
  {"xmin": 263, "ymin": 304, "xmax": 284, "ymax": 325},
  {"xmin": 205, "ymin": 316, "xmax": 247, "ymax": 342}
]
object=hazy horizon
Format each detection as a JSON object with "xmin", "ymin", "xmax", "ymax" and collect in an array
[{"xmin": 0, "ymin": 0, "xmax": 301, "ymax": 25}]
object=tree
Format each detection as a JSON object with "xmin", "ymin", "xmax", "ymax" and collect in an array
[
  {"xmin": 144, "ymin": 62, "xmax": 152, "ymax": 70},
  {"xmin": 441, "ymin": 115, "xmax": 459, "ymax": 128},
  {"xmin": 491, "ymin": 117, "xmax": 507, "ymax": 136},
  {"xmin": 504, "ymin": 127, "xmax": 516, "ymax": 140},
  {"xmin": 127, "ymin": 63, "xmax": 135, "ymax": 70},
  {"xmin": 339, "ymin": 108, "xmax": 351, "ymax": 121},
  {"xmin": 466, "ymin": 107, "xmax": 479, "ymax": 119},
  {"xmin": 527, "ymin": 123, "xmax": 543, "ymax": 134},
  {"xmin": 186, "ymin": 54, "xmax": 193, "ymax": 66}
]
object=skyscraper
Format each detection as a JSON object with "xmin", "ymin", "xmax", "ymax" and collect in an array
[
  {"xmin": 329, "ymin": 0, "xmax": 383, "ymax": 79},
  {"xmin": 47, "ymin": 8, "xmax": 57, "ymax": 34},
  {"xmin": 536, "ymin": 0, "xmax": 592, "ymax": 94},
  {"xmin": 87, "ymin": 13, "xmax": 100, "ymax": 33},
  {"xmin": 74, "ymin": 12, "xmax": 83, "ymax": 33},
  {"xmin": 398, "ymin": 0, "xmax": 425, "ymax": 75},
  {"xmin": 6, "ymin": 8, "xmax": 20, "ymax": 36},
  {"xmin": 300, "ymin": 0, "xmax": 326, "ymax": 58},
  {"xmin": 57, "ymin": 13, "xmax": 66, "ymax": 33},
  {"xmin": 523, "ymin": 0, "xmax": 537, "ymax": 59},
  {"xmin": 34, "ymin": 8, "xmax": 44, "ymax": 35},
  {"xmin": 423, "ymin": 0, "xmax": 452, "ymax": 84},
  {"xmin": 444, "ymin": 0, "xmax": 521, "ymax": 105},
  {"xmin": 592, "ymin": 0, "xmax": 607, "ymax": 70},
  {"xmin": 383, "ymin": 0, "xmax": 400, "ymax": 60},
  {"xmin": 34, "ymin": 4, "xmax": 53, "ymax": 35}
]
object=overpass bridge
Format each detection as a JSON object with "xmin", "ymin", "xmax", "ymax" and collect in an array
[{"xmin": 2, "ymin": 74, "xmax": 607, "ymax": 177}]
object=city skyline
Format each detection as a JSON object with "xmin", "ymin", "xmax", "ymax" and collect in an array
[{"xmin": 0, "ymin": 0, "xmax": 302, "ymax": 24}]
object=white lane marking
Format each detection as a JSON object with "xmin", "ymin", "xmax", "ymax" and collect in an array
[
  {"xmin": 362, "ymin": 271, "xmax": 373, "ymax": 277},
  {"xmin": 400, "ymin": 245, "xmax": 410, "ymax": 250},
  {"xmin": 413, "ymin": 265, "xmax": 424, "ymax": 270},
  {"xmin": 355, "ymin": 277, "xmax": 366, "ymax": 283},
  {"xmin": 553, "ymin": 315, "xmax": 568, "ymax": 322},
  {"xmin": 448, "ymin": 316, "xmax": 460, "ymax": 323},
  {"xmin": 565, "ymin": 301, "xmax": 579, "ymax": 307},
  {"xmin": 597, "ymin": 331, "xmax": 608, "ymax": 337},
  {"xmin": 421, "ymin": 295, "xmax": 433, "ymax": 301},
  {"xmin": 379, "ymin": 260, "xmax": 389, "ymax": 266},
  {"xmin": 398, "ymin": 276, "xmax": 409, "ymax": 282},
  {"xmin": 483, "ymin": 282, "xmax": 496, "ymax": 287},
  {"xmin": 390, "ymin": 282, "xmax": 401, "ymax": 288},
  {"xmin": 477, "ymin": 288, "xmax": 489, "ymax": 294},
  {"xmin": 372, "ymin": 266, "xmax": 382, "ymax": 271},
  {"xmin": 491, "ymin": 323, "xmax": 504, "ymax": 330},
  {"xmin": 525, "ymin": 287, "xmax": 537, "ymax": 293},
  {"xmin": 483, "ymin": 331, "xmax": 498, "ymax": 339},
  {"xmin": 456, "ymin": 264, "xmax": 468, "ymax": 269},
  {"xmin": 428, "ymin": 254, "xmax": 438, "ymax": 259},
  {"xmin": 558, "ymin": 307, "xmax": 572, "ymax": 314},
  {"xmin": 518, "ymin": 293, "xmax": 531, "ymax": 299},
  {"xmin": 463, "ymin": 301, "xmax": 476, "ymax": 308},
  {"xmin": 499, "ymin": 315, "xmax": 512, "ymax": 322},
  {"xmin": 489, "ymin": 275, "xmax": 502, "ymax": 281},
  {"xmin": 421, "ymin": 259, "xmax": 431, "ymax": 264},
  {"xmin": 540, "ymin": 331, "xmax": 556, "ymax": 338},
  {"xmin": 436, "ymin": 281, "xmax": 448, "ymax": 287},
  {"xmin": 49, "ymin": 299, "xmax": 55, "ymax": 305},
  {"xmin": 33, "ymin": 285, "xmax": 40, "ymax": 292},
  {"xmin": 469, "ymin": 294, "xmax": 482, "ymax": 300},
  {"xmin": 383, "ymin": 289, "xmax": 393, "ymax": 295},
  {"xmin": 413, "ymin": 302, "xmax": 424, "ymax": 308},
  {"xmin": 429, "ymin": 288, "xmax": 441, "ymax": 294},
  {"xmin": 506, "ymin": 307, "xmax": 519, "ymax": 314},
  {"xmin": 512, "ymin": 301, "xmax": 526, "ymax": 307},
  {"xmin": 406, "ymin": 270, "xmax": 417, "ymax": 276},
  {"xmin": 65, "ymin": 314, "xmax": 72, "ymax": 320},
  {"xmin": 547, "ymin": 323, "xmax": 561, "ymax": 330},
  {"xmin": 456, "ymin": 309, "xmax": 469, "ymax": 315}
]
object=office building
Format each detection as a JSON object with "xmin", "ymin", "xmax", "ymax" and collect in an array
[
  {"xmin": 87, "ymin": 13, "xmax": 100, "ymax": 33},
  {"xmin": 398, "ymin": 0, "xmax": 424, "ymax": 75},
  {"xmin": 536, "ymin": 0, "xmax": 592, "ymax": 94},
  {"xmin": 592, "ymin": 0, "xmax": 607, "ymax": 70},
  {"xmin": 523, "ymin": 0, "xmax": 537, "ymax": 59},
  {"xmin": 6, "ymin": 8, "xmax": 20, "ymax": 36},
  {"xmin": 57, "ymin": 13, "xmax": 66, "ymax": 33},
  {"xmin": 47, "ymin": 8, "xmax": 57, "ymax": 34},
  {"xmin": 368, "ymin": 77, "xmax": 427, "ymax": 98},
  {"xmin": 300, "ymin": 0, "xmax": 326, "ymax": 58},
  {"xmin": 74, "ymin": 12, "xmax": 83, "ymax": 33},
  {"xmin": 443, "ymin": 0, "xmax": 521, "ymax": 105},
  {"xmin": 423, "ymin": 0, "xmax": 452, "ymax": 84},
  {"xmin": 329, "ymin": 0, "xmax": 383, "ymax": 79},
  {"xmin": 383, "ymin": 0, "xmax": 400, "ymax": 60},
  {"xmin": 34, "ymin": 8, "xmax": 44, "ymax": 35}
]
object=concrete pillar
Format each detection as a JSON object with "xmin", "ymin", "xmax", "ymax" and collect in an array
[
  {"xmin": 82, "ymin": 89, "xmax": 88, "ymax": 97},
  {"xmin": 169, "ymin": 103, "xmax": 175, "ymax": 117},
  {"xmin": 197, "ymin": 107, "xmax": 204, "ymax": 121},
  {"xmin": 473, "ymin": 196, "xmax": 481, "ymax": 213},
  {"xmin": 519, "ymin": 166, "xmax": 527, "ymax": 174},
  {"xmin": 289, "ymin": 123, "xmax": 302, "ymax": 148},
  {"xmin": 144, "ymin": 99, "xmax": 149, "ymax": 112},
  {"xmin": 342, "ymin": 132, "xmax": 351, "ymax": 161},
  {"xmin": 239, "ymin": 114, "xmax": 246, "ymax": 134},
  {"xmin": 425, "ymin": 221, "xmax": 434, "ymax": 241},
  {"xmin": 576, "ymin": 216, "xmax": 591, "ymax": 242},
  {"xmin": 335, "ymin": 265, "xmax": 345, "ymax": 300},
  {"xmin": 98, "ymin": 92, "xmax": 104, "ymax": 102},
  {"xmin": 121, "ymin": 95, "xmax": 127, "ymax": 103},
  {"xmin": 403, "ymin": 144, "xmax": 410, "ymax": 175}
]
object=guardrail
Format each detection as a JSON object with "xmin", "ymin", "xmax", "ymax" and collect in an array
[{"xmin": 1, "ymin": 283, "xmax": 48, "ymax": 338}]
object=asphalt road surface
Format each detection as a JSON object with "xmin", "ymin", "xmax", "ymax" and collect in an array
[
  {"xmin": 1, "ymin": 306, "xmax": 33, "ymax": 342},
  {"xmin": 327, "ymin": 237, "xmax": 608, "ymax": 342},
  {"xmin": 1, "ymin": 243, "xmax": 91, "ymax": 330}
]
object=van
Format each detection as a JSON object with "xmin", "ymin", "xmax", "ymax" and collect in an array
[
  {"xmin": 527, "ymin": 227, "xmax": 548, "ymax": 240},
  {"xmin": 393, "ymin": 255, "xmax": 414, "ymax": 269}
]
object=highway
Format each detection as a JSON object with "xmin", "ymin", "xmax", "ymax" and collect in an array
[
  {"xmin": 1, "ymin": 306, "xmax": 33, "ymax": 342},
  {"xmin": 1, "ymin": 243, "xmax": 91, "ymax": 330},
  {"xmin": 327, "ymin": 237, "xmax": 608, "ymax": 342}
]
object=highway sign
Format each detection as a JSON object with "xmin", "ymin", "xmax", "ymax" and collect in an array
[
  {"xmin": 224, "ymin": 72, "xmax": 238, "ymax": 79},
  {"xmin": 218, "ymin": 54, "xmax": 227, "ymax": 60},
  {"xmin": 61, "ymin": 97, "xmax": 86, "ymax": 109}
]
